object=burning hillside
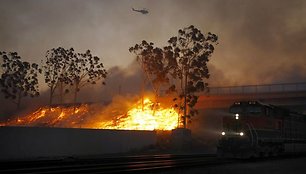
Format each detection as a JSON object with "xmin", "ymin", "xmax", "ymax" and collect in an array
[
  {"xmin": 100, "ymin": 98, "xmax": 178, "ymax": 130},
  {"xmin": 0, "ymin": 97, "xmax": 179, "ymax": 131}
]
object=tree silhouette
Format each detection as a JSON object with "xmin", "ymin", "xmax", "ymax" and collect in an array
[
  {"xmin": 129, "ymin": 25, "xmax": 218, "ymax": 128},
  {"xmin": 43, "ymin": 47, "xmax": 74, "ymax": 105},
  {"xmin": 0, "ymin": 52, "xmax": 41, "ymax": 109},
  {"xmin": 167, "ymin": 25, "xmax": 218, "ymax": 128},
  {"xmin": 129, "ymin": 41, "xmax": 170, "ymax": 108},
  {"xmin": 68, "ymin": 50, "xmax": 107, "ymax": 103}
]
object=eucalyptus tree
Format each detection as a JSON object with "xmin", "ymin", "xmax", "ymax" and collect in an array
[
  {"xmin": 129, "ymin": 25, "xmax": 218, "ymax": 128},
  {"xmin": 129, "ymin": 41, "xmax": 170, "ymax": 107},
  {"xmin": 68, "ymin": 50, "xmax": 107, "ymax": 103},
  {"xmin": 0, "ymin": 51, "xmax": 41, "ymax": 109},
  {"xmin": 167, "ymin": 25, "xmax": 218, "ymax": 128},
  {"xmin": 43, "ymin": 47, "xmax": 74, "ymax": 105}
]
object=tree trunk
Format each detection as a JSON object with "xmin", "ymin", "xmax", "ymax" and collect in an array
[
  {"xmin": 74, "ymin": 82, "xmax": 78, "ymax": 104},
  {"xmin": 16, "ymin": 91, "xmax": 22, "ymax": 110},
  {"xmin": 73, "ymin": 83, "xmax": 79, "ymax": 112},
  {"xmin": 183, "ymin": 69, "xmax": 188, "ymax": 129},
  {"xmin": 141, "ymin": 78, "xmax": 145, "ymax": 111},
  {"xmin": 141, "ymin": 62, "xmax": 145, "ymax": 111},
  {"xmin": 59, "ymin": 82, "xmax": 63, "ymax": 104},
  {"xmin": 49, "ymin": 88, "xmax": 53, "ymax": 106}
]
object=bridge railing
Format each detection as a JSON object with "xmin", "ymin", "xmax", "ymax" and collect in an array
[{"xmin": 208, "ymin": 82, "xmax": 306, "ymax": 95}]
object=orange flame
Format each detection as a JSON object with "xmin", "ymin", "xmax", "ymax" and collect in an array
[
  {"xmin": 0, "ymin": 98, "xmax": 179, "ymax": 131},
  {"xmin": 100, "ymin": 98, "xmax": 179, "ymax": 130},
  {"xmin": 1, "ymin": 105, "xmax": 90, "ymax": 127}
]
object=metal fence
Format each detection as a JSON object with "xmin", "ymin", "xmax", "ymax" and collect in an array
[{"xmin": 208, "ymin": 82, "xmax": 306, "ymax": 95}]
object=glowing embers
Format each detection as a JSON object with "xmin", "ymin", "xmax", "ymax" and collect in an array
[
  {"xmin": 1, "ymin": 97, "xmax": 179, "ymax": 131},
  {"xmin": 1, "ymin": 105, "xmax": 90, "ymax": 127},
  {"xmin": 100, "ymin": 98, "xmax": 179, "ymax": 131}
]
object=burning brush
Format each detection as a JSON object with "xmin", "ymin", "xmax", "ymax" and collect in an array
[{"xmin": 0, "ymin": 98, "xmax": 179, "ymax": 131}]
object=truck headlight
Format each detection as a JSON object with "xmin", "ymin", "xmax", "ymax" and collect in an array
[
  {"xmin": 239, "ymin": 132, "xmax": 244, "ymax": 136},
  {"xmin": 221, "ymin": 131, "xmax": 225, "ymax": 136}
]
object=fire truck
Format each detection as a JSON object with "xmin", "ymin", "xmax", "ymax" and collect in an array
[{"xmin": 217, "ymin": 101, "xmax": 306, "ymax": 158}]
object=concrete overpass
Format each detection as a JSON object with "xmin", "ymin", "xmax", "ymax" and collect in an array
[{"xmin": 197, "ymin": 82, "xmax": 306, "ymax": 112}]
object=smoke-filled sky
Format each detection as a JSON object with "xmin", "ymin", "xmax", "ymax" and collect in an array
[{"xmin": 1, "ymin": 0, "xmax": 306, "ymax": 89}]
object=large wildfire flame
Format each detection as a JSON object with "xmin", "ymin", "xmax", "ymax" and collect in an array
[
  {"xmin": 100, "ymin": 98, "xmax": 178, "ymax": 130},
  {"xmin": 0, "ymin": 98, "xmax": 179, "ymax": 131}
]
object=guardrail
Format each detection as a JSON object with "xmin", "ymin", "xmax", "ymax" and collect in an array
[{"xmin": 208, "ymin": 82, "xmax": 306, "ymax": 95}]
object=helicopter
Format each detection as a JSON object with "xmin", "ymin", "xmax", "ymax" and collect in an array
[{"xmin": 132, "ymin": 8, "xmax": 149, "ymax": 14}]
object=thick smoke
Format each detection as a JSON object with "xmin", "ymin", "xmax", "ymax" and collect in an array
[
  {"xmin": 0, "ymin": 62, "xmax": 144, "ymax": 120},
  {"xmin": 1, "ymin": 0, "xmax": 306, "ymax": 86},
  {"xmin": 76, "ymin": 62, "xmax": 143, "ymax": 103},
  {"xmin": 1, "ymin": 0, "xmax": 306, "ymax": 125}
]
